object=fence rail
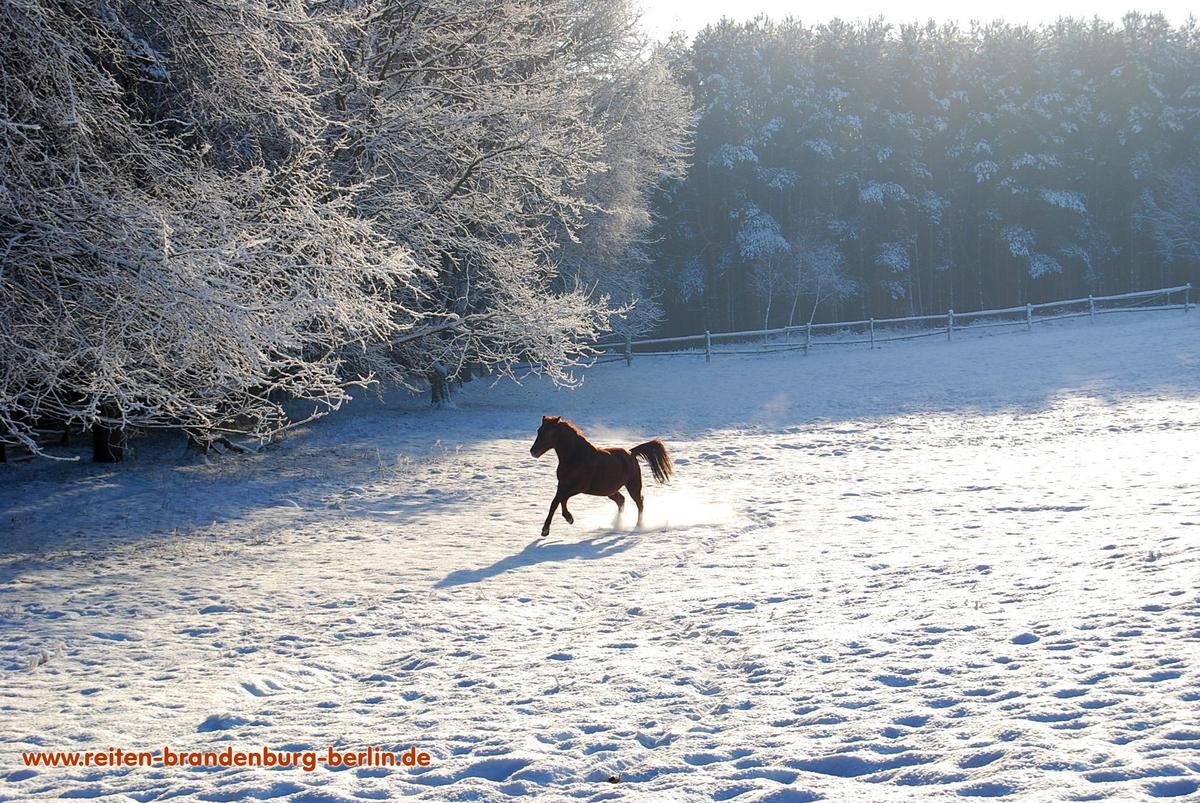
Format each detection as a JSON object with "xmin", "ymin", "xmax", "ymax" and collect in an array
[{"xmin": 597, "ymin": 284, "xmax": 1191, "ymax": 364}]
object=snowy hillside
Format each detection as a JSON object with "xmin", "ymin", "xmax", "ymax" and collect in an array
[{"xmin": 2, "ymin": 314, "xmax": 1198, "ymax": 801}]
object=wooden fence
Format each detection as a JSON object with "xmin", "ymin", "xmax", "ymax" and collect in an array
[{"xmin": 596, "ymin": 283, "xmax": 1192, "ymax": 365}]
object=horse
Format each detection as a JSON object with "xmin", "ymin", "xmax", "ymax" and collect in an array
[{"xmin": 530, "ymin": 416, "xmax": 674, "ymax": 537}]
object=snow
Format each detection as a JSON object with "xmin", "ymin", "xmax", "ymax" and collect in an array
[
  {"xmin": 857, "ymin": 181, "xmax": 910, "ymax": 207},
  {"xmin": 711, "ymin": 144, "xmax": 760, "ymax": 169},
  {"xmin": 2, "ymin": 313, "xmax": 1199, "ymax": 801},
  {"xmin": 1009, "ymin": 153, "xmax": 1063, "ymax": 171},
  {"xmin": 802, "ymin": 140, "xmax": 834, "ymax": 161},
  {"xmin": 737, "ymin": 205, "xmax": 790, "ymax": 262},
  {"xmin": 1039, "ymin": 189, "xmax": 1088, "ymax": 215},
  {"xmin": 1028, "ymin": 252, "xmax": 1063, "ymax": 278},
  {"xmin": 1003, "ymin": 225, "xmax": 1035, "ymax": 258},
  {"xmin": 874, "ymin": 242, "xmax": 910, "ymax": 274}
]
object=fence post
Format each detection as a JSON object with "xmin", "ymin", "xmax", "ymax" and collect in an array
[
  {"xmin": 1025, "ymin": 302, "xmax": 1033, "ymax": 331},
  {"xmin": 705, "ymin": 330, "xmax": 711, "ymax": 364},
  {"xmin": 1088, "ymin": 294, "xmax": 1095, "ymax": 322},
  {"xmin": 625, "ymin": 334, "xmax": 632, "ymax": 367},
  {"xmin": 947, "ymin": 309, "xmax": 954, "ymax": 341},
  {"xmin": 1186, "ymin": 283, "xmax": 1192, "ymax": 314},
  {"xmin": 805, "ymin": 322, "xmax": 812, "ymax": 356},
  {"xmin": 869, "ymin": 318, "xmax": 875, "ymax": 349}
]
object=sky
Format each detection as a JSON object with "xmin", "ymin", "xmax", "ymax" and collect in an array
[{"xmin": 638, "ymin": 0, "xmax": 1196, "ymax": 38}]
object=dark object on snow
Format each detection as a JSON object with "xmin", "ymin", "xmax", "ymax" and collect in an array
[
  {"xmin": 530, "ymin": 416, "xmax": 673, "ymax": 537},
  {"xmin": 92, "ymin": 405, "xmax": 126, "ymax": 463},
  {"xmin": 429, "ymin": 367, "xmax": 450, "ymax": 407},
  {"xmin": 92, "ymin": 425, "xmax": 126, "ymax": 463},
  {"xmin": 607, "ymin": 774, "xmax": 621, "ymax": 783}
]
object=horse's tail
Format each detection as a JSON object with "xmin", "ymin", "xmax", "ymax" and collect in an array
[{"xmin": 631, "ymin": 439, "xmax": 673, "ymax": 484}]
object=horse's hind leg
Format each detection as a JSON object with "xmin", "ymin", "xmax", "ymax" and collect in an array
[
  {"xmin": 608, "ymin": 492, "xmax": 625, "ymax": 524},
  {"xmin": 626, "ymin": 467, "xmax": 644, "ymax": 528}
]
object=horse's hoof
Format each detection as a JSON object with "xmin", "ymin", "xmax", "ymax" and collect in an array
[
  {"xmin": 540, "ymin": 529, "xmax": 549, "ymax": 538},
  {"xmin": 564, "ymin": 514, "xmax": 574, "ymax": 524}
]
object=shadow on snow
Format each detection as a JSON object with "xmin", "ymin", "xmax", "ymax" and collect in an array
[{"xmin": 435, "ymin": 531, "xmax": 639, "ymax": 588}]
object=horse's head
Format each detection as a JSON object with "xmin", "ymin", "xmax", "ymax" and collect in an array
[{"xmin": 530, "ymin": 416, "xmax": 561, "ymax": 458}]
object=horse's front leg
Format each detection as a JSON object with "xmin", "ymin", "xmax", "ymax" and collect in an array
[
  {"xmin": 560, "ymin": 494, "xmax": 575, "ymax": 525},
  {"xmin": 541, "ymin": 492, "xmax": 563, "ymax": 538}
]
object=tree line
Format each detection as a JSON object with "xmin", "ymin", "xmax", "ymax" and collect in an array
[
  {"xmin": 0, "ymin": 0, "xmax": 690, "ymax": 459},
  {"xmin": 645, "ymin": 14, "xmax": 1200, "ymax": 335},
  {"xmin": 6, "ymin": 6, "xmax": 1200, "ymax": 462}
]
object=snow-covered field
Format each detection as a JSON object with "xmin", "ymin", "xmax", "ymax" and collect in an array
[{"xmin": 2, "ymin": 314, "xmax": 1198, "ymax": 802}]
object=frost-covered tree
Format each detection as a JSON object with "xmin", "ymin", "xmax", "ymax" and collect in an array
[
  {"xmin": 736, "ymin": 204, "xmax": 791, "ymax": 328},
  {"xmin": 0, "ymin": 0, "xmax": 417, "ymax": 458},
  {"xmin": 1, "ymin": 0, "xmax": 690, "ymax": 456},
  {"xmin": 1139, "ymin": 160, "xmax": 1200, "ymax": 267},
  {"xmin": 336, "ymin": 0, "xmax": 690, "ymax": 397},
  {"xmin": 555, "ymin": 38, "xmax": 693, "ymax": 338},
  {"xmin": 785, "ymin": 221, "xmax": 856, "ymax": 326}
]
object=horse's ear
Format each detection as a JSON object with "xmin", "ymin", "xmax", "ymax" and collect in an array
[{"xmin": 545, "ymin": 415, "xmax": 560, "ymax": 423}]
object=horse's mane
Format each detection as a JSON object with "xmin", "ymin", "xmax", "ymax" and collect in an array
[{"xmin": 547, "ymin": 416, "xmax": 594, "ymax": 450}]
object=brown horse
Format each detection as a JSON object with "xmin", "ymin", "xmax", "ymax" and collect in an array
[{"xmin": 530, "ymin": 416, "xmax": 673, "ymax": 537}]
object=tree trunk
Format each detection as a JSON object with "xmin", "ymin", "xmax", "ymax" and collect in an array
[
  {"xmin": 763, "ymin": 284, "xmax": 772, "ymax": 331},
  {"xmin": 429, "ymin": 367, "xmax": 450, "ymax": 408},
  {"xmin": 92, "ymin": 421, "xmax": 126, "ymax": 462},
  {"xmin": 787, "ymin": 287, "xmax": 801, "ymax": 328}
]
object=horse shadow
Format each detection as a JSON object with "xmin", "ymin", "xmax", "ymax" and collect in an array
[{"xmin": 435, "ymin": 530, "xmax": 637, "ymax": 588}]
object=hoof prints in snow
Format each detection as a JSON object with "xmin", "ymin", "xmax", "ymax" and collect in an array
[
  {"xmin": 412, "ymin": 757, "xmax": 533, "ymax": 786},
  {"xmin": 876, "ymin": 674, "xmax": 919, "ymax": 687},
  {"xmin": 791, "ymin": 752, "xmax": 935, "ymax": 778},
  {"xmin": 958, "ymin": 780, "xmax": 1018, "ymax": 797},
  {"xmin": 197, "ymin": 714, "xmax": 253, "ymax": 732},
  {"xmin": 1146, "ymin": 779, "xmax": 1200, "ymax": 798}
]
